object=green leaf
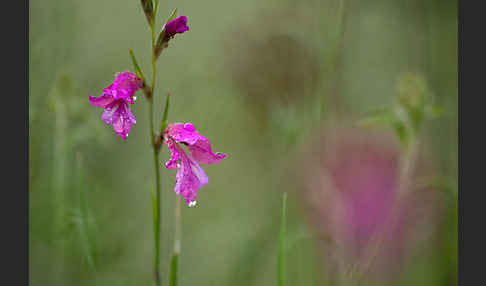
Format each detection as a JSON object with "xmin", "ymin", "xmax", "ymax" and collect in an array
[
  {"xmin": 160, "ymin": 93, "xmax": 171, "ymax": 134},
  {"xmin": 277, "ymin": 192, "xmax": 287, "ymax": 286},
  {"xmin": 166, "ymin": 8, "xmax": 178, "ymax": 23},
  {"xmin": 169, "ymin": 253, "xmax": 179, "ymax": 286},
  {"xmin": 128, "ymin": 49, "xmax": 145, "ymax": 83},
  {"xmin": 359, "ymin": 108, "xmax": 412, "ymax": 148}
]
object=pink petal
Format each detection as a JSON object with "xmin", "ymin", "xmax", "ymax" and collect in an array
[
  {"xmin": 166, "ymin": 123, "xmax": 226, "ymax": 164},
  {"xmin": 174, "ymin": 148, "xmax": 208, "ymax": 205},
  {"xmin": 104, "ymin": 72, "xmax": 143, "ymax": 102},
  {"xmin": 187, "ymin": 137, "xmax": 227, "ymax": 164},
  {"xmin": 101, "ymin": 100, "xmax": 136, "ymax": 140},
  {"xmin": 166, "ymin": 123, "xmax": 201, "ymax": 145},
  {"xmin": 101, "ymin": 100, "xmax": 121, "ymax": 124},
  {"xmin": 89, "ymin": 93, "xmax": 116, "ymax": 108},
  {"xmin": 165, "ymin": 139, "xmax": 181, "ymax": 169},
  {"xmin": 165, "ymin": 15, "xmax": 190, "ymax": 37}
]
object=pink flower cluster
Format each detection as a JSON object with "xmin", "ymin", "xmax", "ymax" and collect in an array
[{"xmin": 89, "ymin": 72, "xmax": 226, "ymax": 205}]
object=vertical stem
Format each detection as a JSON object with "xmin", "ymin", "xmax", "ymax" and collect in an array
[
  {"xmin": 149, "ymin": 3, "xmax": 161, "ymax": 285},
  {"xmin": 174, "ymin": 196, "xmax": 181, "ymax": 255},
  {"xmin": 328, "ymin": 0, "xmax": 348, "ymax": 122},
  {"xmin": 52, "ymin": 95, "xmax": 67, "ymax": 282},
  {"xmin": 277, "ymin": 192, "xmax": 287, "ymax": 286},
  {"xmin": 170, "ymin": 196, "xmax": 181, "ymax": 286},
  {"xmin": 152, "ymin": 146, "xmax": 161, "ymax": 286}
]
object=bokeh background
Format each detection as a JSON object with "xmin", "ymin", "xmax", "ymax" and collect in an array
[{"xmin": 29, "ymin": 0, "xmax": 457, "ymax": 285}]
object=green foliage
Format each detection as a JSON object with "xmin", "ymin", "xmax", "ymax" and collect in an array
[
  {"xmin": 359, "ymin": 72, "xmax": 443, "ymax": 149},
  {"xmin": 129, "ymin": 49, "xmax": 146, "ymax": 83},
  {"xmin": 160, "ymin": 93, "xmax": 171, "ymax": 134},
  {"xmin": 30, "ymin": 0, "xmax": 458, "ymax": 285},
  {"xmin": 170, "ymin": 253, "xmax": 179, "ymax": 286}
]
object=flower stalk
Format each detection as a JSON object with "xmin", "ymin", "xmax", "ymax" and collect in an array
[
  {"xmin": 170, "ymin": 196, "xmax": 181, "ymax": 286},
  {"xmin": 148, "ymin": 2, "xmax": 161, "ymax": 284},
  {"xmin": 89, "ymin": 3, "xmax": 224, "ymax": 285}
]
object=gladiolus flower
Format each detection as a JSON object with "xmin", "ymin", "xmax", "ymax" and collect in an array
[
  {"xmin": 89, "ymin": 72, "xmax": 143, "ymax": 139},
  {"xmin": 299, "ymin": 127, "xmax": 443, "ymax": 281},
  {"xmin": 164, "ymin": 123, "xmax": 226, "ymax": 205},
  {"xmin": 165, "ymin": 16, "xmax": 189, "ymax": 38},
  {"xmin": 154, "ymin": 15, "xmax": 190, "ymax": 59}
]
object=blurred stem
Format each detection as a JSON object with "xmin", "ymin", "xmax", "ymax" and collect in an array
[
  {"xmin": 149, "ymin": 3, "xmax": 161, "ymax": 286},
  {"xmin": 75, "ymin": 152, "xmax": 97, "ymax": 274},
  {"xmin": 327, "ymin": 0, "xmax": 348, "ymax": 121},
  {"xmin": 174, "ymin": 195, "xmax": 181, "ymax": 256},
  {"xmin": 277, "ymin": 192, "xmax": 287, "ymax": 286},
  {"xmin": 53, "ymin": 99, "xmax": 67, "ymax": 237},
  {"xmin": 170, "ymin": 196, "xmax": 181, "ymax": 286},
  {"xmin": 52, "ymin": 94, "xmax": 67, "ymax": 281}
]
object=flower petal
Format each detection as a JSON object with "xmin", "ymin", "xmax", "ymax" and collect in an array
[
  {"xmin": 103, "ymin": 72, "xmax": 143, "ymax": 102},
  {"xmin": 174, "ymin": 148, "xmax": 208, "ymax": 205},
  {"xmin": 166, "ymin": 123, "xmax": 226, "ymax": 164},
  {"xmin": 101, "ymin": 100, "xmax": 136, "ymax": 140},
  {"xmin": 89, "ymin": 93, "xmax": 116, "ymax": 108},
  {"xmin": 187, "ymin": 137, "xmax": 227, "ymax": 164},
  {"xmin": 166, "ymin": 122, "xmax": 202, "ymax": 145},
  {"xmin": 113, "ymin": 102, "xmax": 136, "ymax": 139},
  {"xmin": 165, "ymin": 15, "xmax": 190, "ymax": 38},
  {"xmin": 101, "ymin": 100, "xmax": 121, "ymax": 124},
  {"xmin": 165, "ymin": 139, "xmax": 181, "ymax": 169}
]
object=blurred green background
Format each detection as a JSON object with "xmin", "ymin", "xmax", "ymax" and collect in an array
[{"xmin": 29, "ymin": 0, "xmax": 457, "ymax": 285}]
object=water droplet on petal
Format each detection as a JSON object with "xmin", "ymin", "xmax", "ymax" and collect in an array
[{"xmin": 183, "ymin": 123, "xmax": 195, "ymax": 131}]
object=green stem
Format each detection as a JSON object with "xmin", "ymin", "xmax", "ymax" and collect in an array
[
  {"xmin": 174, "ymin": 196, "xmax": 181, "ymax": 255},
  {"xmin": 170, "ymin": 196, "xmax": 181, "ymax": 286},
  {"xmin": 149, "ymin": 4, "xmax": 161, "ymax": 285},
  {"xmin": 152, "ymin": 146, "xmax": 161, "ymax": 286},
  {"xmin": 277, "ymin": 192, "xmax": 287, "ymax": 286},
  {"xmin": 328, "ymin": 0, "xmax": 347, "ymax": 122}
]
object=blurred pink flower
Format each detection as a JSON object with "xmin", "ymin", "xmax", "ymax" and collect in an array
[
  {"xmin": 300, "ymin": 127, "xmax": 442, "ymax": 281},
  {"xmin": 164, "ymin": 123, "xmax": 226, "ymax": 205},
  {"xmin": 89, "ymin": 72, "xmax": 143, "ymax": 139}
]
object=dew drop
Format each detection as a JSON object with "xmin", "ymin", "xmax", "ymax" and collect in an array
[{"xmin": 183, "ymin": 123, "xmax": 195, "ymax": 131}]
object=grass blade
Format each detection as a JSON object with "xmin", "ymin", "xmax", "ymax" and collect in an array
[{"xmin": 169, "ymin": 253, "xmax": 179, "ymax": 286}]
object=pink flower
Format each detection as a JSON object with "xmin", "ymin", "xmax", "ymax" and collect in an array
[
  {"xmin": 299, "ymin": 127, "xmax": 443, "ymax": 281},
  {"xmin": 164, "ymin": 16, "xmax": 189, "ymax": 39},
  {"xmin": 89, "ymin": 72, "xmax": 143, "ymax": 139},
  {"xmin": 164, "ymin": 123, "xmax": 226, "ymax": 205}
]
